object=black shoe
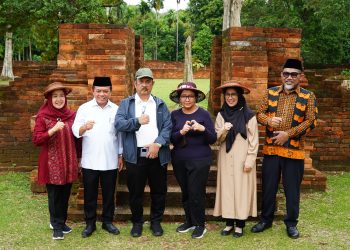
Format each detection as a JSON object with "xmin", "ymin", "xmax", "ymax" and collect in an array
[
  {"xmin": 251, "ymin": 222, "xmax": 272, "ymax": 233},
  {"xmin": 52, "ymin": 230, "xmax": 64, "ymax": 240},
  {"xmin": 176, "ymin": 222, "xmax": 195, "ymax": 233},
  {"xmin": 81, "ymin": 224, "xmax": 96, "ymax": 238},
  {"xmin": 102, "ymin": 223, "xmax": 120, "ymax": 235},
  {"xmin": 50, "ymin": 223, "xmax": 72, "ymax": 234},
  {"xmin": 62, "ymin": 224, "xmax": 72, "ymax": 234},
  {"xmin": 130, "ymin": 223, "xmax": 143, "ymax": 237},
  {"xmin": 233, "ymin": 228, "xmax": 244, "ymax": 238},
  {"xmin": 191, "ymin": 226, "xmax": 207, "ymax": 239},
  {"xmin": 286, "ymin": 226, "xmax": 299, "ymax": 239},
  {"xmin": 220, "ymin": 227, "xmax": 234, "ymax": 236},
  {"xmin": 150, "ymin": 222, "xmax": 164, "ymax": 237}
]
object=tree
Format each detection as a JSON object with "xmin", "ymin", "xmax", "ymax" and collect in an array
[
  {"xmin": 147, "ymin": 0, "xmax": 164, "ymax": 60},
  {"xmin": 33, "ymin": 0, "xmax": 106, "ymax": 60},
  {"xmin": 223, "ymin": 0, "xmax": 244, "ymax": 30},
  {"xmin": 102, "ymin": 0, "xmax": 126, "ymax": 24},
  {"xmin": 192, "ymin": 24, "xmax": 213, "ymax": 65},
  {"xmin": 187, "ymin": 0, "xmax": 223, "ymax": 35},
  {"xmin": 176, "ymin": 0, "xmax": 181, "ymax": 61},
  {"xmin": 0, "ymin": 0, "xmax": 40, "ymax": 78},
  {"xmin": 241, "ymin": 0, "xmax": 350, "ymax": 64}
]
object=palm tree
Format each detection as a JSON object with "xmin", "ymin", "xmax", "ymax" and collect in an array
[
  {"xmin": 176, "ymin": 0, "xmax": 181, "ymax": 61},
  {"xmin": 148, "ymin": 0, "xmax": 164, "ymax": 60}
]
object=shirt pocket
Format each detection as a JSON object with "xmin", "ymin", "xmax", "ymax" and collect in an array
[{"xmin": 109, "ymin": 115, "xmax": 116, "ymax": 135}]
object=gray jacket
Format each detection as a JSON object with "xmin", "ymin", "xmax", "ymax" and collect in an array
[{"xmin": 114, "ymin": 94, "xmax": 172, "ymax": 165}]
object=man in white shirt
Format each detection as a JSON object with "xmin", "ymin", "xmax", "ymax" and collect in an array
[
  {"xmin": 72, "ymin": 77, "xmax": 123, "ymax": 238},
  {"xmin": 115, "ymin": 68, "xmax": 172, "ymax": 237}
]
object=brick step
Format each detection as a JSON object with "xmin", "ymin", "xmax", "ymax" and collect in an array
[
  {"xmin": 68, "ymin": 206, "xmax": 217, "ymax": 222},
  {"xmin": 117, "ymin": 165, "xmax": 219, "ymax": 186},
  {"xmin": 68, "ymin": 206, "xmax": 286, "ymax": 223},
  {"xmin": 76, "ymin": 185, "xmax": 218, "ymax": 209}
]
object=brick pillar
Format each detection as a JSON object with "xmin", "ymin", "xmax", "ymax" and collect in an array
[
  {"xmin": 208, "ymin": 36, "xmax": 222, "ymax": 114},
  {"xmin": 85, "ymin": 24, "xmax": 136, "ymax": 103},
  {"xmin": 264, "ymin": 28, "xmax": 307, "ymax": 87},
  {"xmin": 221, "ymin": 27, "xmax": 268, "ymax": 111}
]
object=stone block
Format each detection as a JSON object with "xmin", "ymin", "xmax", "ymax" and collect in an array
[{"xmin": 30, "ymin": 169, "xmax": 46, "ymax": 193}]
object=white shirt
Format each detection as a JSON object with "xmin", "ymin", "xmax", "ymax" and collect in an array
[
  {"xmin": 72, "ymin": 99, "xmax": 123, "ymax": 171},
  {"xmin": 135, "ymin": 94, "xmax": 158, "ymax": 147}
]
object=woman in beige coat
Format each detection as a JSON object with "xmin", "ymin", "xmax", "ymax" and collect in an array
[{"xmin": 213, "ymin": 81, "xmax": 259, "ymax": 237}]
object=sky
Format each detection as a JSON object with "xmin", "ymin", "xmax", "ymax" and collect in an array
[{"xmin": 123, "ymin": 0, "xmax": 189, "ymax": 13}]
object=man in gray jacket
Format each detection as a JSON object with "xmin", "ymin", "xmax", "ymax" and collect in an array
[{"xmin": 115, "ymin": 68, "xmax": 172, "ymax": 237}]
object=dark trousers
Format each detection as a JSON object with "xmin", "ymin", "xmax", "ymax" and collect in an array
[
  {"xmin": 46, "ymin": 183, "xmax": 72, "ymax": 230},
  {"xmin": 82, "ymin": 168, "xmax": 118, "ymax": 225},
  {"xmin": 126, "ymin": 156, "xmax": 167, "ymax": 224},
  {"xmin": 260, "ymin": 155, "xmax": 304, "ymax": 227},
  {"xmin": 172, "ymin": 158, "xmax": 211, "ymax": 227},
  {"xmin": 226, "ymin": 219, "xmax": 246, "ymax": 228}
]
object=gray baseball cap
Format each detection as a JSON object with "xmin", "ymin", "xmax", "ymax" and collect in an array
[{"xmin": 135, "ymin": 68, "xmax": 153, "ymax": 79}]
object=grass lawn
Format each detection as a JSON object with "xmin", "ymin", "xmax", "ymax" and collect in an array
[
  {"xmin": 0, "ymin": 79, "xmax": 9, "ymax": 86},
  {"xmin": 152, "ymin": 79, "xmax": 210, "ymax": 111},
  {"xmin": 0, "ymin": 172, "xmax": 349, "ymax": 249}
]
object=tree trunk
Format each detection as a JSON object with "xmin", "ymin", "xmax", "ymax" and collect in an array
[
  {"xmin": 230, "ymin": 0, "xmax": 243, "ymax": 27},
  {"xmin": 176, "ymin": 0, "xmax": 180, "ymax": 61},
  {"xmin": 155, "ymin": 11, "xmax": 158, "ymax": 60},
  {"xmin": 1, "ymin": 32, "xmax": 14, "ymax": 79},
  {"xmin": 183, "ymin": 36, "xmax": 193, "ymax": 82},
  {"xmin": 223, "ymin": 0, "xmax": 243, "ymax": 31},
  {"xmin": 223, "ymin": 0, "xmax": 231, "ymax": 30},
  {"xmin": 29, "ymin": 38, "xmax": 32, "ymax": 61}
]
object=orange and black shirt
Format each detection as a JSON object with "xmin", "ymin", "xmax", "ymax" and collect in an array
[{"xmin": 257, "ymin": 85, "xmax": 317, "ymax": 159}]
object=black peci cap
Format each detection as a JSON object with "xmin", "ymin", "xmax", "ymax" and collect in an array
[
  {"xmin": 93, "ymin": 76, "xmax": 112, "ymax": 87},
  {"xmin": 283, "ymin": 59, "xmax": 303, "ymax": 71}
]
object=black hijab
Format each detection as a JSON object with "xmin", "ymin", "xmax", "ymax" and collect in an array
[{"xmin": 219, "ymin": 87, "xmax": 255, "ymax": 153}]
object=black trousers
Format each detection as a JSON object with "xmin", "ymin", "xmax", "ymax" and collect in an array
[
  {"xmin": 126, "ymin": 155, "xmax": 167, "ymax": 224},
  {"xmin": 226, "ymin": 219, "xmax": 246, "ymax": 228},
  {"xmin": 172, "ymin": 158, "xmax": 211, "ymax": 227},
  {"xmin": 82, "ymin": 168, "xmax": 118, "ymax": 225},
  {"xmin": 46, "ymin": 183, "xmax": 72, "ymax": 230},
  {"xmin": 260, "ymin": 155, "xmax": 304, "ymax": 227}
]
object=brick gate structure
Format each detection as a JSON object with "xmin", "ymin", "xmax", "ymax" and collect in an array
[
  {"xmin": 0, "ymin": 24, "xmax": 339, "ymax": 222},
  {"xmin": 208, "ymin": 27, "xmax": 327, "ymax": 196}
]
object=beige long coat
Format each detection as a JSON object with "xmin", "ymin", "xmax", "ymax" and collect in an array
[{"xmin": 213, "ymin": 112, "xmax": 259, "ymax": 220}]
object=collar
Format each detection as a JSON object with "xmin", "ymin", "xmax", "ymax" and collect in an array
[
  {"xmin": 92, "ymin": 98, "xmax": 112, "ymax": 108},
  {"xmin": 135, "ymin": 93, "xmax": 154, "ymax": 104},
  {"xmin": 277, "ymin": 85, "xmax": 301, "ymax": 94}
]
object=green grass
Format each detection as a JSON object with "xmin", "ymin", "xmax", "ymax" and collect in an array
[
  {"xmin": 152, "ymin": 79, "xmax": 210, "ymax": 111},
  {"xmin": 1, "ymin": 172, "xmax": 350, "ymax": 249},
  {"xmin": 0, "ymin": 79, "xmax": 9, "ymax": 86}
]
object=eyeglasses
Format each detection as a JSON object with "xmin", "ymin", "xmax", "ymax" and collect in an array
[
  {"xmin": 225, "ymin": 93, "xmax": 238, "ymax": 98},
  {"xmin": 180, "ymin": 95, "xmax": 195, "ymax": 100},
  {"xmin": 282, "ymin": 71, "xmax": 300, "ymax": 79}
]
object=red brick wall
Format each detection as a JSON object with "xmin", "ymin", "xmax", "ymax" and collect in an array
[
  {"xmin": 0, "ymin": 61, "xmax": 57, "ymax": 78},
  {"xmin": 0, "ymin": 24, "xmax": 138, "ymax": 168},
  {"xmin": 306, "ymin": 71, "xmax": 350, "ymax": 171},
  {"xmin": 143, "ymin": 60, "xmax": 210, "ymax": 79},
  {"xmin": 0, "ymin": 65, "xmax": 55, "ymax": 167}
]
